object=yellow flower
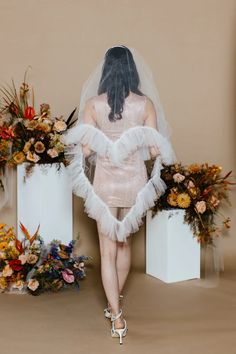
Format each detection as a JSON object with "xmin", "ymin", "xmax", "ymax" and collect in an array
[
  {"xmin": 0, "ymin": 277, "xmax": 7, "ymax": 290},
  {"xmin": 23, "ymin": 141, "xmax": 32, "ymax": 153},
  {"xmin": 177, "ymin": 193, "xmax": 191, "ymax": 208},
  {"xmin": 0, "ymin": 242, "xmax": 8, "ymax": 251},
  {"xmin": 55, "ymin": 142, "xmax": 65, "ymax": 153},
  {"xmin": 188, "ymin": 187, "xmax": 199, "ymax": 199},
  {"xmin": 0, "ymin": 224, "xmax": 6, "ymax": 230},
  {"xmin": 167, "ymin": 192, "xmax": 178, "ymax": 207},
  {"xmin": 8, "ymin": 248, "xmax": 20, "ymax": 259},
  {"xmin": 13, "ymin": 151, "xmax": 26, "ymax": 164}
]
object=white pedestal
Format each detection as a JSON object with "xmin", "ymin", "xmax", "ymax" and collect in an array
[
  {"xmin": 17, "ymin": 163, "xmax": 73, "ymax": 244},
  {"xmin": 146, "ymin": 209, "xmax": 200, "ymax": 283}
]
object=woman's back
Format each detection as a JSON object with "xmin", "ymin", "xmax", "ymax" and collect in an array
[
  {"xmin": 91, "ymin": 92, "xmax": 147, "ymax": 140},
  {"xmin": 92, "ymin": 92, "xmax": 148, "ymax": 210}
]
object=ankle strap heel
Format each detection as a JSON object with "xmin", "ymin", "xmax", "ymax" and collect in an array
[{"xmin": 110, "ymin": 309, "xmax": 128, "ymax": 344}]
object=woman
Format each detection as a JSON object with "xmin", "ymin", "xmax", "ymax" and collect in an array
[{"xmin": 63, "ymin": 46, "xmax": 176, "ymax": 344}]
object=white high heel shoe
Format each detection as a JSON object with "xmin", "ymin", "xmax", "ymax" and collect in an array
[
  {"xmin": 110, "ymin": 309, "xmax": 128, "ymax": 345},
  {"xmin": 104, "ymin": 294, "xmax": 123, "ymax": 319}
]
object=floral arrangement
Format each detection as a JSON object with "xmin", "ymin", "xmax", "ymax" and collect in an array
[
  {"xmin": 27, "ymin": 240, "xmax": 91, "ymax": 296},
  {"xmin": 0, "ymin": 223, "xmax": 91, "ymax": 295},
  {"xmin": 0, "ymin": 71, "xmax": 76, "ymax": 170},
  {"xmin": 151, "ymin": 163, "xmax": 234, "ymax": 244},
  {"xmin": 0, "ymin": 223, "xmax": 43, "ymax": 293}
]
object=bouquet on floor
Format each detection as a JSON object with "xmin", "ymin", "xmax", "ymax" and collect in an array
[
  {"xmin": 0, "ymin": 223, "xmax": 43, "ymax": 293},
  {"xmin": 150, "ymin": 163, "xmax": 234, "ymax": 244},
  {"xmin": 0, "ymin": 70, "xmax": 77, "ymax": 171},
  {"xmin": 27, "ymin": 239, "xmax": 91, "ymax": 296}
]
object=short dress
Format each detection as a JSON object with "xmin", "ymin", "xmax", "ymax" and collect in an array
[
  {"xmin": 63, "ymin": 92, "xmax": 175, "ymax": 241},
  {"xmin": 92, "ymin": 94, "xmax": 148, "ymax": 208}
]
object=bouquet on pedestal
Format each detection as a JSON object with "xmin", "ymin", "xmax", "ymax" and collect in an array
[
  {"xmin": 150, "ymin": 163, "xmax": 235, "ymax": 244},
  {"xmin": 0, "ymin": 70, "xmax": 77, "ymax": 174}
]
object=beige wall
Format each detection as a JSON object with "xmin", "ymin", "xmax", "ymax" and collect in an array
[{"xmin": 0, "ymin": 0, "xmax": 235, "ymax": 270}]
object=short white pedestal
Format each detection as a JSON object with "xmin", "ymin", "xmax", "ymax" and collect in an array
[
  {"xmin": 17, "ymin": 163, "xmax": 73, "ymax": 244},
  {"xmin": 146, "ymin": 209, "xmax": 200, "ymax": 283}
]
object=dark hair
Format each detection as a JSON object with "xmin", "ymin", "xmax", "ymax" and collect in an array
[{"xmin": 98, "ymin": 46, "xmax": 143, "ymax": 122}]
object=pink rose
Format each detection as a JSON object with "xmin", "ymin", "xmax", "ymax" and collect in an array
[
  {"xmin": 47, "ymin": 148, "xmax": 59, "ymax": 158},
  {"xmin": 62, "ymin": 269, "xmax": 75, "ymax": 283},
  {"xmin": 195, "ymin": 201, "xmax": 206, "ymax": 214}
]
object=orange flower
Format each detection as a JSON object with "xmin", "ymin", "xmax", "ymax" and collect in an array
[
  {"xmin": 188, "ymin": 164, "xmax": 202, "ymax": 174},
  {"xmin": 36, "ymin": 122, "xmax": 51, "ymax": 133},
  {"xmin": 167, "ymin": 192, "xmax": 178, "ymax": 207},
  {"xmin": 0, "ymin": 126, "xmax": 15, "ymax": 139}
]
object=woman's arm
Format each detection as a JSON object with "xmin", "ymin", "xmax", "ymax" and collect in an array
[
  {"xmin": 82, "ymin": 98, "xmax": 96, "ymax": 157},
  {"xmin": 143, "ymin": 97, "xmax": 159, "ymax": 158}
]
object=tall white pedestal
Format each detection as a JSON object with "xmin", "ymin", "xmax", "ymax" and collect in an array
[
  {"xmin": 146, "ymin": 209, "xmax": 200, "ymax": 283},
  {"xmin": 17, "ymin": 163, "xmax": 73, "ymax": 244}
]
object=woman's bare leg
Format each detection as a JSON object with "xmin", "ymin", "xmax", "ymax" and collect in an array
[
  {"xmin": 97, "ymin": 207, "xmax": 124, "ymax": 328},
  {"xmin": 116, "ymin": 207, "xmax": 132, "ymax": 294}
]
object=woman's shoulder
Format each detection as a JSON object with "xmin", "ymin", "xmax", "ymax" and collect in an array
[{"xmin": 86, "ymin": 93, "xmax": 107, "ymax": 103}]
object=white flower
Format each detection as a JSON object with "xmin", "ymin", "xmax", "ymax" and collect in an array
[
  {"xmin": 0, "ymin": 251, "xmax": 6, "ymax": 259},
  {"xmin": 12, "ymin": 280, "xmax": 24, "ymax": 291},
  {"xmin": 173, "ymin": 173, "xmax": 185, "ymax": 183},
  {"xmin": 2, "ymin": 265, "xmax": 13, "ymax": 277},
  {"xmin": 53, "ymin": 120, "xmax": 67, "ymax": 132},
  {"xmin": 27, "ymin": 279, "xmax": 39, "ymax": 291},
  {"xmin": 18, "ymin": 254, "xmax": 27, "ymax": 265},
  {"xmin": 26, "ymin": 151, "xmax": 41, "ymax": 163},
  {"xmin": 27, "ymin": 254, "xmax": 38, "ymax": 264}
]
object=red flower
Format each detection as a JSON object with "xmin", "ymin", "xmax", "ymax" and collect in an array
[
  {"xmin": 24, "ymin": 106, "xmax": 36, "ymax": 120},
  {"xmin": 9, "ymin": 259, "xmax": 23, "ymax": 271},
  {"xmin": 0, "ymin": 127, "xmax": 15, "ymax": 139}
]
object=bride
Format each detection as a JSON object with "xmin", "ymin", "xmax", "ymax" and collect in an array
[{"xmin": 63, "ymin": 45, "xmax": 176, "ymax": 344}]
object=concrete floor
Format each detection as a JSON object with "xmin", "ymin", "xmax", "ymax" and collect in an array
[{"xmin": 1, "ymin": 265, "xmax": 236, "ymax": 354}]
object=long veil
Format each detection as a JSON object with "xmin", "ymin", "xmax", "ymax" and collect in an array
[{"xmin": 63, "ymin": 45, "xmax": 224, "ymax": 288}]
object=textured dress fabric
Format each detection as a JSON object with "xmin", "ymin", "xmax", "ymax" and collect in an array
[
  {"xmin": 63, "ymin": 92, "xmax": 176, "ymax": 241},
  {"xmin": 92, "ymin": 94, "xmax": 148, "ymax": 208}
]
